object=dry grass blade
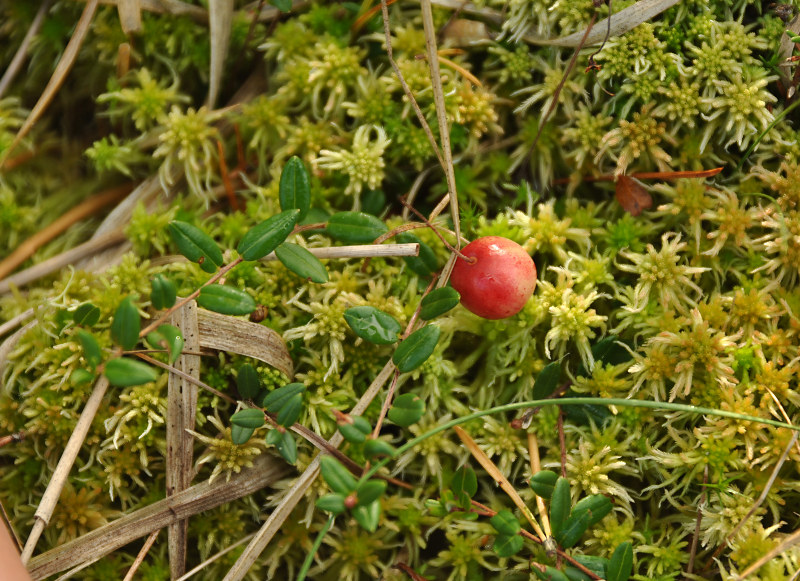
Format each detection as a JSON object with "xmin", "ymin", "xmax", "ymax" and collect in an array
[
  {"xmin": 527, "ymin": 433, "xmax": 552, "ymax": 538},
  {"xmin": 116, "ymin": 0, "xmax": 142, "ymax": 35},
  {"xmin": 208, "ymin": 0, "xmax": 234, "ymax": 108},
  {"xmin": 420, "ymin": 0, "xmax": 462, "ymax": 248},
  {"xmin": 523, "ymin": 0, "xmax": 680, "ymax": 46},
  {"xmin": 26, "ymin": 454, "xmax": 289, "ymax": 580},
  {"xmin": 121, "ymin": 529, "xmax": 159, "ymax": 581},
  {"xmin": 167, "ymin": 301, "xmax": 201, "ymax": 579},
  {"xmin": 196, "ymin": 308, "xmax": 294, "ymax": 378},
  {"xmin": 260, "ymin": 242, "xmax": 419, "ymax": 262},
  {"xmin": 735, "ymin": 526, "xmax": 800, "ymax": 580},
  {"xmin": 1, "ymin": 0, "xmax": 99, "ymax": 166},
  {"xmin": 454, "ymin": 425, "xmax": 546, "ymax": 541},
  {"xmin": 20, "ymin": 377, "xmax": 110, "ymax": 565},
  {"xmin": 0, "ymin": 183, "xmax": 133, "ymax": 282},
  {"xmin": 0, "ymin": 230, "xmax": 126, "ymax": 295},
  {"xmin": 0, "ymin": 0, "xmax": 52, "ymax": 99},
  {"xmin": 0, "ymin": 321, "xmax": 37, "ymax": 378},
  {"xmin": 175, "ymin": 532, "xmax": 256, "ymax": 581},
  {"xmin": 222, "ymin": 360, "xmax": 396, "ymax": 581}
]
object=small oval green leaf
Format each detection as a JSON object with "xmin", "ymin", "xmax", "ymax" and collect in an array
[
  {"xmin": 237, "ymin": 210, "xmax": 300, "ymax": 261},
  {"xmin": 607, "ymin": 542, "xmax": 633, "ymax": 581},
  {"xmin": 530, "ymin": 470, "xmax": 559, "ymax": 500},
  {"xmin": 572, "ymin": 494, "xmax": 613, "ymax": 528},
  {"xmin": 555, "ymin": 510, "xmax": 592, "ymax": 549},
  {"xmin": 363, "ymin": 439, "xmax": 396, "ymax": 459},
  {"xmin": 419, "ymin": 287, "xmax": 460, "ymax": 321},
  {"xmin": 387, "ymin": 393, "xmax": 425, "ymax": 427},
  {"xmin": 279, "ymin": 156, "xmax": 311, "ymax": 220},
  {"xmin": 533, "ymin": 361, "xmax": 562, "ymax": 400},
  {"xmin": 275, "ymin": 392, "xmax": 303, "ymax": 426},
  {"xmin": 326, "ymin": 211, "xmax": 388, "ymax": 243},
  {"xmin": 274, "ymin": 430, "xmax": 297, "ymax": 464},
  {"xmin": 104, "ymin": 357, "xmax": 159, "ymax": 387},
  {"xmin": 73, "ymin": 303, "xmax": 100, "ymax": 327},
  {"xmin": 549, "ymin": 477, "xmax": 571, "ymax": 538},
  {"xmin": 168, "ymin": 221, "xmax": 224, "ymax": 273},
  {"xmin": 111, "ymin": 296, "xmax": 140, "ymax": 351},
  {"xmin": 320, "ymin": 455, "xmax": 358, "ymax": 495},
  {"xmin": 236, "ymin": 364, "xmax": 261, "ymax": 400},
  {"xmin": 275, "ymin": 242, "xmax": 328, "ymax": 283},
  {"xmin": 70, "ymin": 368, "xmax": 95, "ymax": 386},
  {"xmin": 151, "ymin": 274, "xmax": 177, "ymax": 310},
  {"xmin": 316, "ymin": 493, "xmax": 346, "ymax": 515},
  {"xmin": 76, "ymin": 329, "xmax": 102, "ymax": 369},
  {"xmin": 230, "ymin": 408, "xmax": 266, "ymax": 429},
  {"xmin": 344, "ymin": 306, "xmax": 401, "ymax": 345},
  {"xmin": 339, "ymin": 423, "xmax": 368, "ymax": 444},
  {"xmin": 262, "ymin": 382, "xmax": 306, "ymax": 412},
  {"xmin": 145, "ymin": 324, "xmax": 184, "ymax": 363},
  {"xmin": 197, "ymin": 285, "xmax": 256, "ymax": 315},
  {"xmin": 396, "ymin": 232, "xmax": 438, "ymax": 276},
  {"xmin": 493, "ymin": 534, "xmax": 524, "ymax": 558},
  {"xmin": 532, "ymin": 566, "xmax": 571, "ymax": 581},
  {"xmin": 231, "ymin": 424, "xmax": 255, "ymax": 445},
  {"xmin": 452, "ymin": 466, "xmax": 478, "ymax": 498},
  {"xmin": 352, "ymin": 500, "xmax": 381, "ymax": 532},
  {"xmin": 356, "ymin": 480, "xmax": 386, "ymax": 507},
  {"xmin": 490, "ymin": 510, "xmax": 521, "ymax": 536},
  {"xmin": 392, "ymin": 325, "xmax": 440, "ymax": 373}
]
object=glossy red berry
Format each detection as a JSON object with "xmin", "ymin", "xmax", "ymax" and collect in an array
[{"xmin": 449, "ymin": 236, "xmax": 537, "ymax": 320}]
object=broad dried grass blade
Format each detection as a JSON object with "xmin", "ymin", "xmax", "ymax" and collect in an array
[{"xmin": 208, "ymin": 0, "xmax": 234, "ymax": 108}]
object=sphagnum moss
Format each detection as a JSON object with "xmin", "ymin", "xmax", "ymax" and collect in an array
[{"xmin": 4, "ymin": 0, "xmax": 800, "ymax": 579}]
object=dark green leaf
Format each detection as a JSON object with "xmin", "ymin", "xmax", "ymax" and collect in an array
[
  {"xmin": 562, "ymin": 395, "xmax": 612, "ymax": 426},
  {"xmin": 104, "ymin": 357, "xmax": 159, "ymax": 387},
  {"xmin": 607, "ymin": 542, "xmax": 633, "ymax": 581},
  {"xmin": 564, "ymin": 567, "xmax": 593, "ymax": 581},
  {"xmin": 275, "ymin": 242, "xmax": 328, "ymax": 283},
  {"xmin": 168, "ymin": 221, "xmax": 224, "ymax": 273},
  {"xmin": 326, "ymin": 211, "xmax": 388, "ymax": 243},
  {"xmin": 363, "ymin": 439, "xmax": 396, "ymax": 459},
  {"xmin": 493, "ymin": 534, "xmax": 524, "ymax": 558},
  {"xmin": 532, "ymin": 566, "xmax": 570, "ymax": 581},
  {"xmin": 352, "ymin": 501, "xmax": 380, "ymax": 532},
  {"xmin": 387, "ymin": 393, "xmax": 425, "ymax": 427},
  {"xmin": 572, "ymin": 494, "xmax": 612, "ymax": 528},
  {"xmin": 150, "ymin": 274, "xmax": 177, "ymax": 310},
  {"xmin": 452, "ymin": 466, "xmax": 477, "ymax": 498},
  {"xmin": 269, "ymin": 0, "xmax": 292, "ymax": 13},
  {"xmin": 320, "ymin": 456, "xmax": 358, "ymax": 495},
  {"xmin": 237, "ymin": 210, "xmax": 300, "ymax": 261},
  {"xmin": 396, "ymin": 233, "xmax": 438, "ymax": 277},
  {"xmin": 419, "ymin": 287, "xmax": 460, "ymax": 321},
  {"xmin": 356, "ymin": 480, "xmax": 386, "ymax": 507},
  {"xmin": 555, "ymin": 510, "xmax": 592, "ymax": 549},
  {"xmin": 339, "ymin": 415, "xmax": 372, "ymax": 444},
  {"xmin": 549, "ymin": 477, "xmax": 571, "ymax": 538},
  {"xmin": 231, "ymin": 424, "xmax": 255, "ymax": 445},
  {"xmin": 145, "ymin": 324, "xmax": 183, "ymax": 363},
  {"xmin": 344, "ymin": 306, "xmax": 401, "ymax": 345},
  {"xmin": 236, "ymin": 364, "xmax": 261, "ymax": 399},
  {"xmin": 530, "ymin": 470, "xmax": 559, "ymax": 500},
  {"xmin": 572, "ymin": 555, "xmax": 609, "ymax": 578},
  {"xmin": 393, "ymin": 325, "xmax": 440, "ymax": 373},
  {"xmin": 592, "ymin": 335, "xmax": 632, "ymax": 367},
  {"xmin": 70, "ymin": 368, "xmax": 95, "ymax": 386},
  {"xmin": 230, "ymin": 408, "xmax": 266, "ymax": 429},
  {"xmin": 274, "ymin": 430, "xmax": 297, "ymax": 464},
  {"xmin": 316, "ymin": 493, "xmax": 346, "ymax": 515},
  {"xmin": 111, "ymin": 297, "xmax": 140, "ymax": 351},
  {"xmin": 490, "ymin": 510, "xmax": 521, "ymax": 536},
  {"xmin": 265, "ymin": 429, "xmax": 282, "ymax": 446},
  {"xmin": 76, "ymin": 329, "xmax": 102, "ymax": 369},
  {"xmin": 262, "ymin": 382, "xmax": 306, "ymax": 412},
  {"xmin": 197, "ymin": 285, "xmax": 257, "ymax": 315},
  {"xmin": 73, "ymin": 303, "xmax": 100, "ymax": 326},
  {"xmin": 533, "ymin": 361, "xmax": 562, "ymax": 399},
  {"xmin": 275, "ymin": 392, "xmax": 303, "ymax": 426},
  {"xmin": 279, "ymin": 156, "xmax": 310, "ymax": 220}
]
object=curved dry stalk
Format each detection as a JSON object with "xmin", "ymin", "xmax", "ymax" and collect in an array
[
  {"xmin": 0, "ymin": 184, "xmax": 133, "ymax": 282},
  {"xmin": 121, "ymin": 530, "xmax": 159, "ymax": 581},
  {"xmin": 0, "ymin": 0, "xmax": 52, "ymax": 99},
  {"xmin": 21, "ymin": 377, "xmax": 111, "ymax": 565},
  {"xmin": 420, "ymin": 0, "xmax": 462, "ymax": 249},
  {"xmin": 1, "ymin": 0, "xmax": 99, "ymax": 166}
]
